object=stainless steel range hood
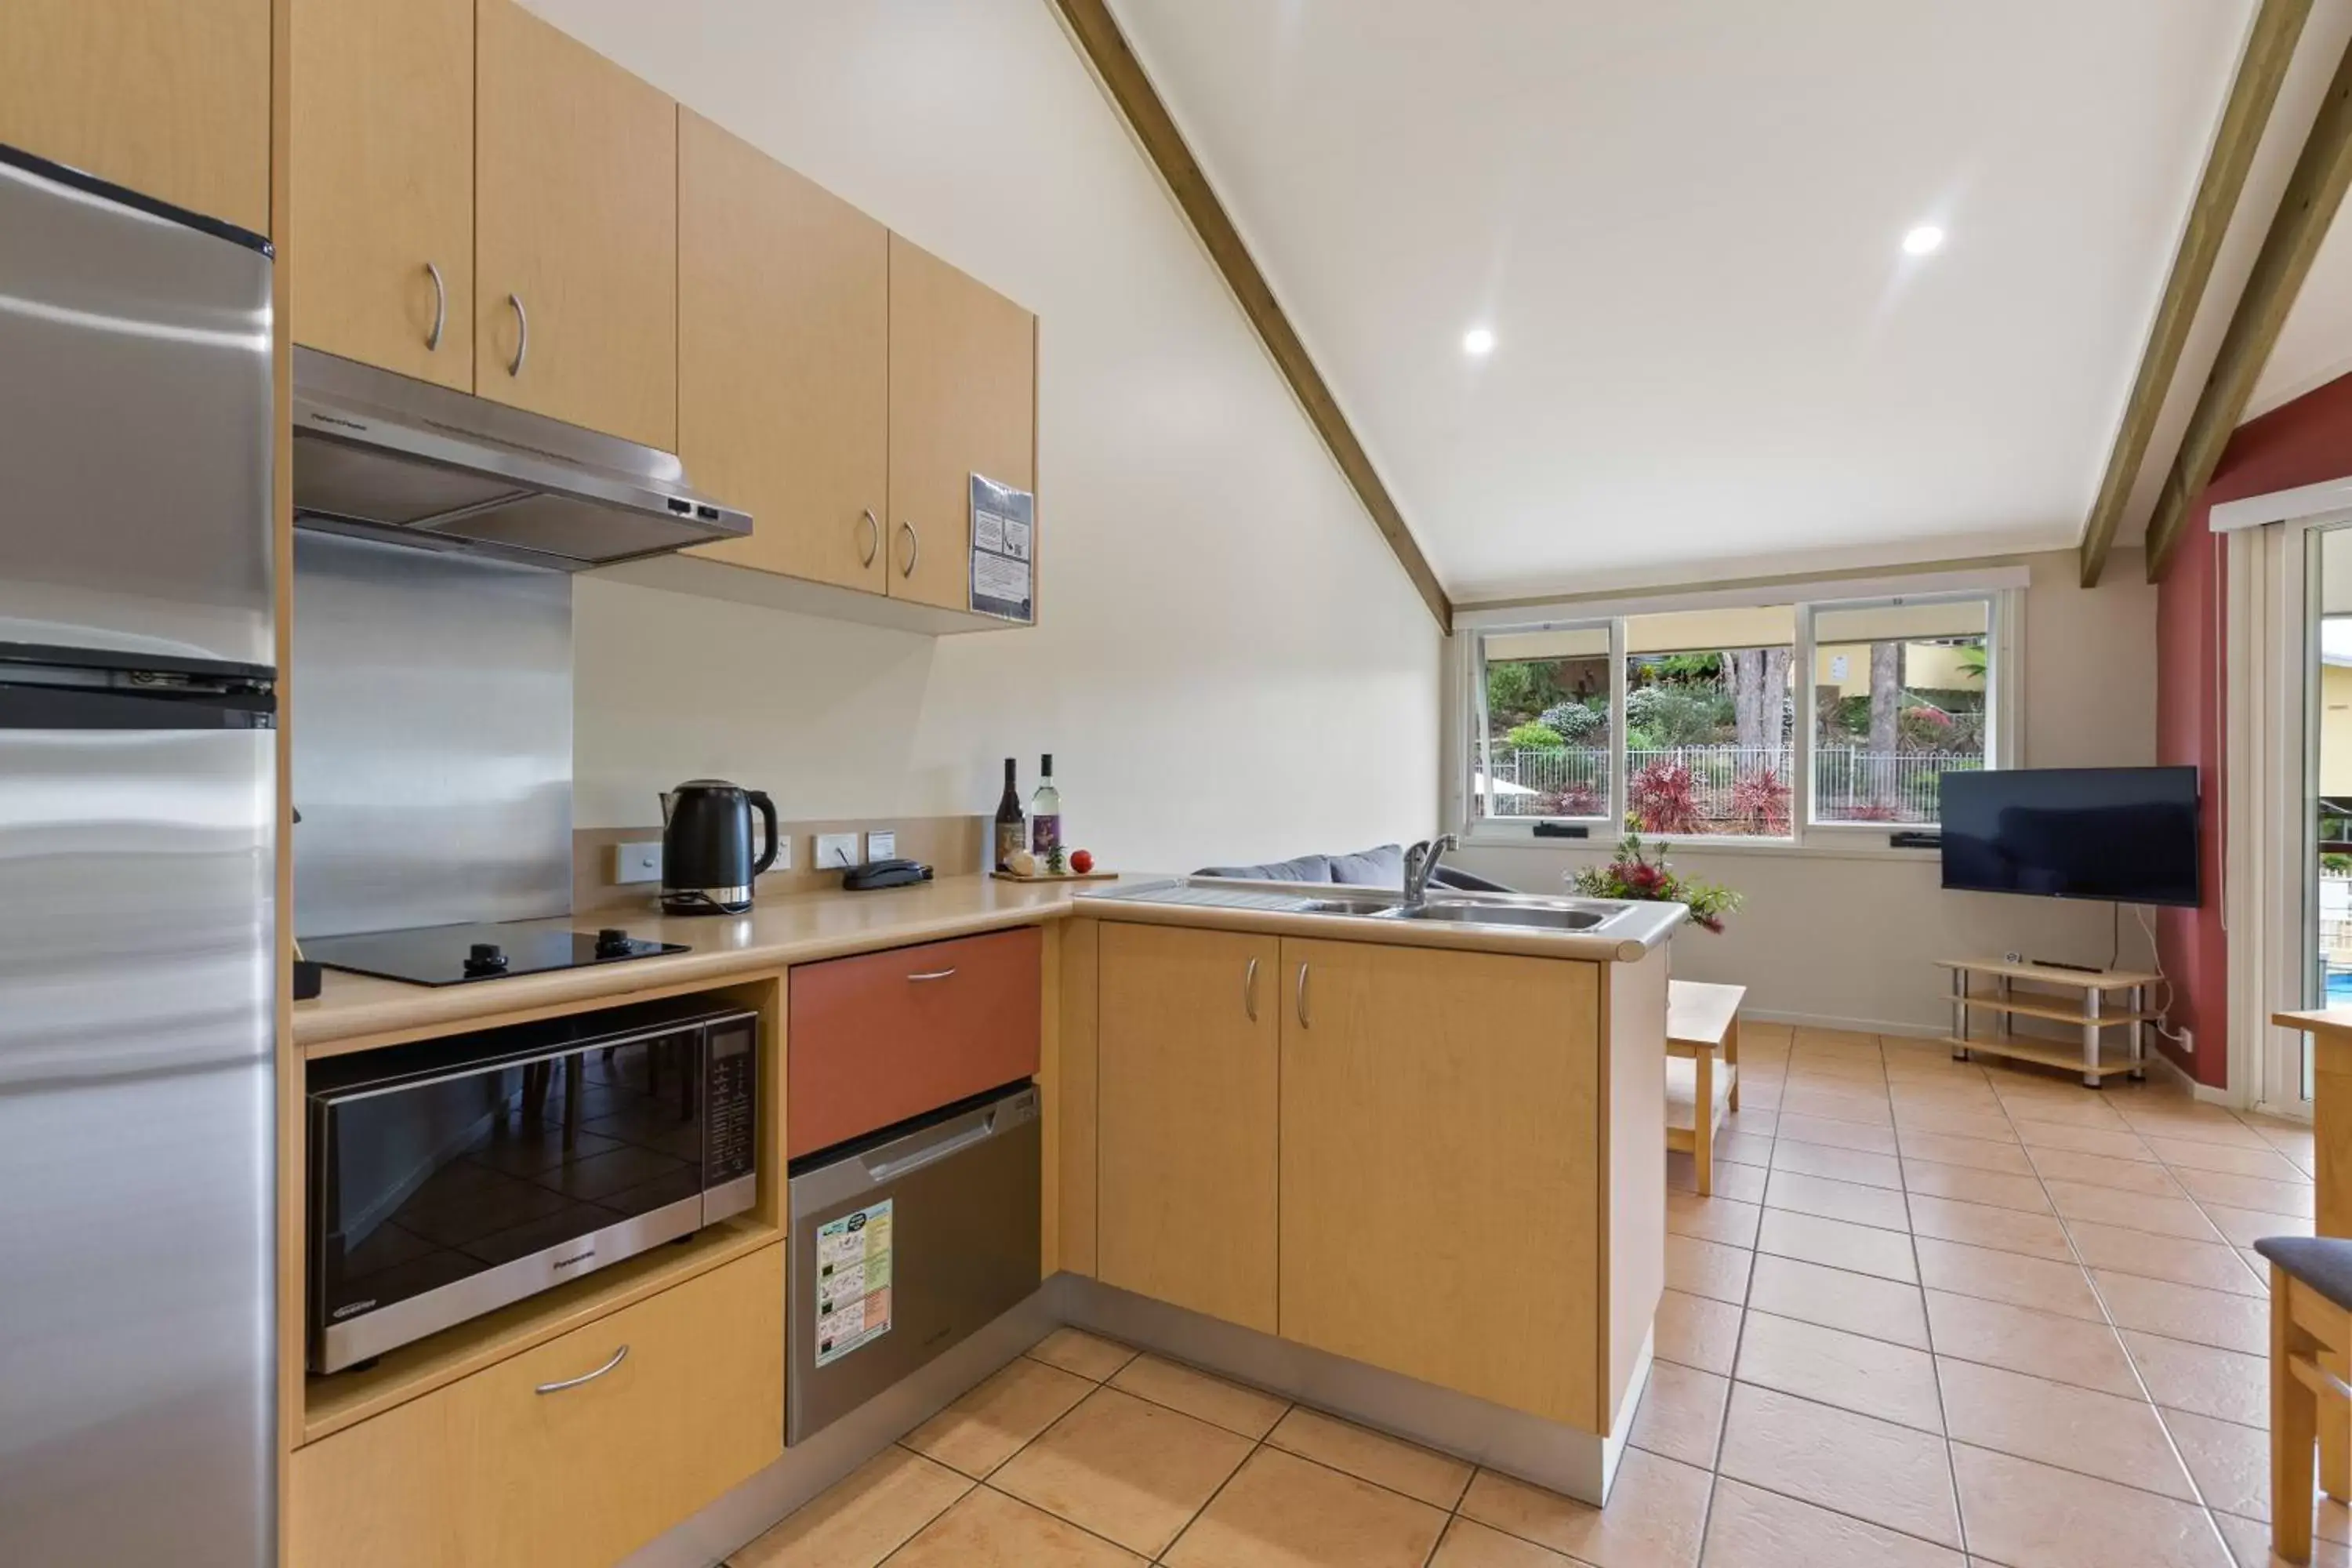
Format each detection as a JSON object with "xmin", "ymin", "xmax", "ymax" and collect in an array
[{"xmin": 291, "ymin": 347, "xmax": 750, "ymax": 571}]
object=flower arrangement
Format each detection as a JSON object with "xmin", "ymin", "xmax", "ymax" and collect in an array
[{"xmin": 1570, "ymin": 833, "xmax": 1742, "ymax": 934}]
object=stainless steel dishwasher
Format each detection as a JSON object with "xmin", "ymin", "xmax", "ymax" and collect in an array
[{"xmin": 787, "ymin": 1082, "xmax": 1040, "ymax": 1442}]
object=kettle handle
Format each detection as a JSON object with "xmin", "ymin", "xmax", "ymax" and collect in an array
[{"xmin": 747, "ymin": 790, "xmax": 781, "ymax": 878}]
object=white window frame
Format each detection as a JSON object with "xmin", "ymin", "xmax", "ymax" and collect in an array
[{"xmin": 1450, "ymin": 567, "xmax": 2026, "ymax": 855}]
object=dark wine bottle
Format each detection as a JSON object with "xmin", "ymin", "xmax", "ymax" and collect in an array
[{"xmin": 993, "ymin": 757, "xmax": 1025, "ymax": 871}]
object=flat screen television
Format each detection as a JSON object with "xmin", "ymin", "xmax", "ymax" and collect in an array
[{"xmin": 1939, "ymin": 766, "xmax": 2200, "ymax": 906}]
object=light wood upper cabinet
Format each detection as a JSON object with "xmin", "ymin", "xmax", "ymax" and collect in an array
[
  {"xmin": 0, "ymin": 0, "xmax": 270, "ymax": 234},
  {"xmin": 474, "ymin": 0, "xmax": 677, "ymax": 447},
  {"xmin": 1277, "ymin": 938, "xmax": 1602, "ymax": 1428},
  {"xmin": 289, "ymin": 1245, "xmax": 783, "ymax": 1568},
  {"xmin": 290, "ymin": 0, "xmax": 474, "ymax": 388},
  {"xmin": 680, "ymin": 112, "xmax": 889, "ymax": 592},
  {"xmin": 1097, "ymin": 923, "xmax": 1279, "ymax": 1333},
  {"xmin": 887, "ymin": 234, "xmax": 1036, "ymax": 611}
]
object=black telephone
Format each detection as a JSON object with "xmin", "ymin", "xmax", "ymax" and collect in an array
[{"xmin": 841, "ymin": 858, "xmax": 933, "ymax": 891}]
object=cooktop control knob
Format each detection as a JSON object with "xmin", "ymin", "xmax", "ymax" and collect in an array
[
  {"xmin": 463, "ymin": 942, "xmax": 509, "ymax": 976},
  {"xmin": 593, "ymin": 927, "xmax": 635, "ymax": 959}
]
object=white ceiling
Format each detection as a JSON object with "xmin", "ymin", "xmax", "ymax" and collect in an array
[{"xmin": 1107, "ymin": 0, "xmax": 2257, "ymax": 601}]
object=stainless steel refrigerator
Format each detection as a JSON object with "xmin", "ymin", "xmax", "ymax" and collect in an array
[{"xmin": 0, "ymin": 145, "xmax": 278, "ymax": 1564}]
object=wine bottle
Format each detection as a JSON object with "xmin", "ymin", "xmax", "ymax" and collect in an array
[
  {"xmin": 993, "ymin": 757, "xmax": 1024, "ymax": 871},
  {"xmin": 1029, "ymin": 753, "xmax": 1062, "ymax": 860}
]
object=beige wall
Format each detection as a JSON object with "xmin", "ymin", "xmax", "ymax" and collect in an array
[
  {"xmin": 1454, "ymin": 550, "xmax": 2161, "ymax": 1034},
  {"xmin": 1813, "ymin": 641, "xmax": 1983, "ymax": 699},
  {"xmin": 2324, "ymin": 662, "xmax": 2352, "ymax": 797},
  {"xmin": 542, "ymin": 0, "xmax": 1443, "ymax": 869}
]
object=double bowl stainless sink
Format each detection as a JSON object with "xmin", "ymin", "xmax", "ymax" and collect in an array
[{"xmin": 1081, "ymin": 878, "xmax": 1642, "ymax": 936}]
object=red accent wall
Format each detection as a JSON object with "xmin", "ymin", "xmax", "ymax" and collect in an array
[{"xmin": 2154, "ymin": 370, "xmax": 2352, "ymax": 1087}]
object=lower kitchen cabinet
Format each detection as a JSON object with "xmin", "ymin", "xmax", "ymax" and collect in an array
[
  {"xmin": 288, "ymin": 1244, "xmax": 784, "ymax": 1568},
  {"xmin": 1097, "ymin": 922, "xmax": 1280, "ymax": 1332},
  {"xmin": 1276, "ymin": 938, "xmax": 1604, "ymax": 1428}
]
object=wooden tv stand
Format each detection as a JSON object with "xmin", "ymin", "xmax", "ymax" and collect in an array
[{"xmin": 1936, "ymin": 957, "xmax": 2158, "ymax": 1087}]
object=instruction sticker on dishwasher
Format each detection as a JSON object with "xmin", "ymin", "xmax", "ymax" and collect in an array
[{"xmin": 814, "ymin": 1200, "xmax": 895, "ymax": 1367}]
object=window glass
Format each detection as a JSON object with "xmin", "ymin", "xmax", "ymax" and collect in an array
[
  {"xmin": 1477, "ymin": 626, "xmax": 1610, "ymax": 819},
  {"xmin": 1621, "ymin": 606, "xmax": 1795, "ymax": 838},
  {"xmin": 1810, "ymin": 599, "xmax": 1990, "ymax": 825}
]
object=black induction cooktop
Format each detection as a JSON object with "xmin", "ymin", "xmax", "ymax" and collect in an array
[{"xmin": 303, "ymin": 918, "xmax": 688, "ymax": 987}]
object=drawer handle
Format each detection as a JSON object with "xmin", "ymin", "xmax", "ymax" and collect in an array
[
  {"xmin": 859, "ymin": 507, "xmax": 880, "ymax": 568},
  {"xmin": 535, "ymin": 1343, "xmax": 627, "ymax": 1395},
  {"xmin": 906, "ymin": 967, "xmax": 957, "ymax": 982},
  {"xmin": 424, "ymin": 260, "xmax": 446, "ymax": 351},
  {"xmin": 1244, "ymin": 956, "xmax": 1259, "ymax": 1022},
  {"xmin": 506, "ymin": 292, "xmax": 528, "ymax": 376}
]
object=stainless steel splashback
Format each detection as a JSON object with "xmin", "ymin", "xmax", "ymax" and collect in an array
[{"xmin": 292, "ymin": 532, "xmax": 573, "ymax": 938}]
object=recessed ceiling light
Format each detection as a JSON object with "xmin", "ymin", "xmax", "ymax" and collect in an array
[
  {"xmin": 1462, "ymin": 326, "xmax": 1496, "ymax": 357},
  {"xmin": 1902, "ymin": 224, "xmax": 1945, "ymax": 256}
]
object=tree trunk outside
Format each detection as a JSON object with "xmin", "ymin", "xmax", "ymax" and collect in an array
[
  {"xmin": 1727, "ymin": 648, "xmax": 1791, "ymax": 758},
  {"xmin": 1869, "ymin": 641, "xmax": 1900, "ymax": 804}
]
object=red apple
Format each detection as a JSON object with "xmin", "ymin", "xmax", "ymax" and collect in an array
[{"xmin": 1069, "ymin": 848, "xmax": 1095, "ymax": 874}]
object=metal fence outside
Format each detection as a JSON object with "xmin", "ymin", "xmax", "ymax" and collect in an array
[{"xmin": 1479, "ymin": 745, "xmax": 1981, "ymax": 828}]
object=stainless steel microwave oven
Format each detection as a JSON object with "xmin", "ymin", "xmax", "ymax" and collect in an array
[{"xmin": 306, "ymin": 996, "xmax": 758, "ymax": 1373}]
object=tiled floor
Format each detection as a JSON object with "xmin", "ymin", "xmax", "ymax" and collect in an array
[{"xmin": 732, "ymin": 1026, "xmax": 2332, "ymax": 1568}]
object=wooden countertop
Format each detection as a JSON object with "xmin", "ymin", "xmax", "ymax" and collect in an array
[
  {"xmin": 295, "ymin": 874, "xmax": 1683, "ymax": 1054},
  {"xmin": 294, "ymin": 874, "xmax": 1095, "ymax": 1053}
]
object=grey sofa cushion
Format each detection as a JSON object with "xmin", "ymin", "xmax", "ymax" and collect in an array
[
  {"xmin": 1327, "ymin": 844, "xmax": 1406, "ymax": 885},
  {"xmin": 1195, "ymin": 851, "xmax": 1336, "ymax": 883},
  {"xmin": 1193, "ymin": 844, "xmax": 1516, "ymax": 895}
]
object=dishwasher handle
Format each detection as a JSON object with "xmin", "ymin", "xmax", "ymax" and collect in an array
[{"xmin": 864, "ymin": 1112, "xmax": 998, "ymax": 1183}]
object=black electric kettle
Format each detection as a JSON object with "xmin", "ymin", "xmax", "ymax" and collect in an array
[{"xmin": 659, "ymin": 779, "xmax": 779, "ymax": 915}]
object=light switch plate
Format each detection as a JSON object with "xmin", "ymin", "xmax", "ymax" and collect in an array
[
  {"xmin": 814, "ymin": 832, "xmax": 859, "ymax": 869},
  {"xmin": 612, "ymin": 840, "xmax": 663, "ymax": 884},
  {"xmin": 866, "ymin": 829, "xmax": 897, "ymax": 862}
]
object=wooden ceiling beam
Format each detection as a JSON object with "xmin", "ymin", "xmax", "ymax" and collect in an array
[
  {"xmin": 1050, "ymin": 0, "xmax": 1454, "ymax": 632},
  {"xmin": 2079, "ymin": 0, "xmax": 2310, "ymax": 588},
  {"xmin": 2144, "ymin": 14, "xmax": 2352, "ymax": 583}
]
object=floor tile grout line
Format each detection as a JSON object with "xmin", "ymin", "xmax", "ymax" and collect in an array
[{"xmin": 1983, "ymin": 1060, "xmax": 2229, "ymax": 1541}]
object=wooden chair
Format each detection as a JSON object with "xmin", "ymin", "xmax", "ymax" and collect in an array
[
  {"xmin": 1666, "ymin": 980, "xmax": 1744, "ymax": 1196},
  {"xmin": 2258, "ymin": 1235, "xmax": 2352, "ymax": 1565}
]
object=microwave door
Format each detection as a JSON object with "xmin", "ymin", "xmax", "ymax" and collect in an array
[{"xmin": 0, "ymin": 680, "xmax": 276, "ymax": 1567}]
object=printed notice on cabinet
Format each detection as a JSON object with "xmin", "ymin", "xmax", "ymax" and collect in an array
[
  {"xmin": 814, "ymin": 1199, "xmax": 894, "ymax": 1367},
  {"xmin": 969, "ymin": 472, "xmax": 1035, "ymax": 623}
]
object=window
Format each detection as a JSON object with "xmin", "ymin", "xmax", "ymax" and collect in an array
[
  {"xmin": 1624, "ymin": 606, "xmax": 1795, "ymax": 838},
  {"xmin": 1809, "ymin": 600, "xmax": 1988, "ymax": 826},
  {"xmin": 1475, "ymin": 625, "xmax": 1611, "ymax": 820},
  {"xmin": 1463, "ymin": 583, "xmax": 2005, "ymax": 844}
]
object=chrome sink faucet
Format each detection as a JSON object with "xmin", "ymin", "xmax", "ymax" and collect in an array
[{"xmin": 1402, "ymin": 834, "xmax": 1458, "ymax": 909}]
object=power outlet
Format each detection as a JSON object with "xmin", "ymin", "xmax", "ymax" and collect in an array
[
  {"xmin": 612, "ymin": 840, "xmax": 662, "ymax": 884},
  {"xmin": 814, "ymin": 832, "xmax": 859, "ymax": 870},
  {"xmin": 771, "ymin": 833, "xmax": 793, "ymax": 871}
]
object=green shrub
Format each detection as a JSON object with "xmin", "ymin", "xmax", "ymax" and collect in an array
[
  {"xmin": 1538, "ymin": 701, "xmax": 1604, "ymax": 741},
  {"xmin": 1503, "ymin": 722, "xmax": 1566, "ymax": 751}
]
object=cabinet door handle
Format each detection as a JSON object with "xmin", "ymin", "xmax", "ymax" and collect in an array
[
  {"xmin": 1244, "ymin": 956, "xmax": 1259, "ymax": 1022},
  {"xmin": 897, "ymin": 520, "xmax": 920, "ymax": 578},
  {"xmin": 859, "ymin": 508, "xmax": 880, "ymax": 567},
  {"xmin": 1295, "ymin": 962, "xmax": 1310, "ymax": 1029},
  {"xmin": 424, "ymin": 261, "xmax": 446, "ymax": 351},
  {"xmin": 506, "ymin": 292, "xmax": 528, "ymax": 376},
  {"xmin": 906, "ymin": 967, "xmax": 957, "ymax": 982},
  {"xmin": 535, "ymin": 1343, "xmax": 627, "ymax": 1395}
]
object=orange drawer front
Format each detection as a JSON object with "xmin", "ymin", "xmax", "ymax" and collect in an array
[{"xmin": 789, "ymin": 926, "xmax": 1042, "ymax": 1156}]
